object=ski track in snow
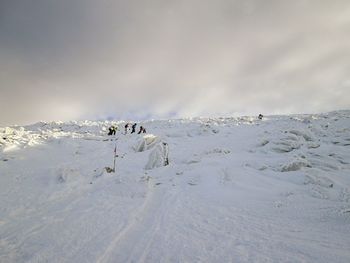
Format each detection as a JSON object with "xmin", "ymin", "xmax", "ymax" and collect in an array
[
  {"xmin": 1, "ymin": 111, "xmax": 350, "ymax": 262},
  {"xmin": 97, "ymin": 176, "xmax": 161, "ymax": 263}
]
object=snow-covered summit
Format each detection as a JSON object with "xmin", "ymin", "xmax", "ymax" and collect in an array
[{"xmin": 1, "ymin": 111, "xmax": 350, "ymax": 262}]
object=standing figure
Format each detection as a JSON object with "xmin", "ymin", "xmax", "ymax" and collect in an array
[
  {"xmin": 124, "ymin": 123, "xmax": 129, "ymax": 134},
  {"xmin": 258, "ymin": 114, "xmax": 264, "ymax": 120},
  {"xmin": 138, "ymin": 126, "xmax": 144, "ymax": 134},
  {"xmin": 108, "ymin": 126, "xmax": 113, "ymax": 136},
  {"xmin": 131, "ymin": 123, "xmax": 137, "ymax": 134}
]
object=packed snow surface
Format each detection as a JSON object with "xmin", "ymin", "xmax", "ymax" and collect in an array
[{"xmin": 1, "ymin": 111, "xmax": 350, "ymax": 262}]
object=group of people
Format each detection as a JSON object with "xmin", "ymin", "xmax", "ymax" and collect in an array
[
  {"xmin": 125, "ymin": 123, "xmax": 146, "ymax": 134},
  {"xmin": 107, "ymin": 123, "xmax": 147, "ymax": 136},
  {"xmin": 108, "ymin": 125, "xmax": 117, "ymax": 135}
]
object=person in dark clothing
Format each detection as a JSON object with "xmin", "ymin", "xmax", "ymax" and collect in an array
[
  {"xmin": 258, "ymin": 114, "xmax": 264, "ymax": 120},
  {"xmin": 131, "ymin": 123, "xmax": 137, "ymax": 134},
  {"xmin": 108, "ymin": 126, "xmax": 116, "ymax": 135},
  {"xmin": 138, "ymin": 126, "xmax": 147, "ymax": 134},
  {"xmin": 124, "ymin": 123, "xmax": 129, "ymax": 134}
]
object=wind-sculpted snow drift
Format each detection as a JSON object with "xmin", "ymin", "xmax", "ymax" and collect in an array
[{"xmin": 0, "ymin": 111, "xmax": 350, "ymax": 263}]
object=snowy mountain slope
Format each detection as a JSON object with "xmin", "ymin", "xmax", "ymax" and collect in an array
[{"xmin": 0, "ymin": 111, "xmax": 350, "ymax": 262}]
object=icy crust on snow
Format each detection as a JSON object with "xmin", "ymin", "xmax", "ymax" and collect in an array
[
  {"xmin": 0, "ymin": 126, "xmax": 42, "ymax": 152},
  {"xmin": 250, "ymin": 111, "xmax": 350, "ymax": 204},
  {"xmin": 0, "ymin": 120, "xmax": 124, "ymax": 153},
  {"xmin": 1, "ymin": 110, "xmax": 350, "ymax": 262}
]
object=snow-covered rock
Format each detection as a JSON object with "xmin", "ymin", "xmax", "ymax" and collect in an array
[
  {"xmin": 145, "ymin": 142, "xmax": 169, "ymax": 170},
  {"xmin": 133, "ymin": 134, "xmax": 160, "ymax": 152},
  {"xmin": 281, "ymin": 158, "xmax": 312, "ymax": 172}
]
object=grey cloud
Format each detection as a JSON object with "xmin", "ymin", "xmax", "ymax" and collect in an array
[{"xmin": 1, "ymin": 0, "xmax": 350, "ymax": 125}]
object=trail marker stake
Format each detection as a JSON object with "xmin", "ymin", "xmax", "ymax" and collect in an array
[{"xmin": 113, "ymin": 142, "xmax": 117, "ymax": 173}]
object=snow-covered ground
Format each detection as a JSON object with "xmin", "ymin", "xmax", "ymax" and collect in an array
[{"xmin": 1, "ymin": 111, "xmax": 350, "ymax": 263}]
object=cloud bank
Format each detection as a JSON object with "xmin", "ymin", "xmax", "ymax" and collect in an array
[{"xmin": 1, "ymin": 0, "xmax": 350, "ymax": 125}]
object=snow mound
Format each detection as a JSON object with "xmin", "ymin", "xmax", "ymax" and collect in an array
[
  {"xmin": 289, "ymin": 129, "xmax": 316, "ymax": 142},
  {"xmin": 0, "ymin": 126, "xmax": 43, "ymax": 152},
  {"xmin": 281, "ymin": 158, "xmax": 312, "ymax": 172},
  {"xmin": 145, "ymin": 142, "xmax": 169, "ymax": 170},
  {"xmin": 271, "ymin": 138, "xmax": 301, "ymax": 153},
  {"xmin": 133, "ymin": 134, "xmax": 160, "ymax": 152}
]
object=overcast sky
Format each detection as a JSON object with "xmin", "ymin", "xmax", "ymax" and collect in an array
[{"xmin": 1, "ymin": 0, "xmax": 350, "ymax": 125}]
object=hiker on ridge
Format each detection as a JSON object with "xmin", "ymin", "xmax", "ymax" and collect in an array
[
  {"xmin": 108, "ymin": 125, "xmax": 117, "ymax": 136},
  {"xmin": 124, "ymin": 123, "xmax": 129, "ymax": 134},
  {"xmin": 131, "ymin": 123, "xmax": 137, "ymax": 134},
  {"xmin": 138, "ymin": 126, "xmax": 147, "ymax": 134}
]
